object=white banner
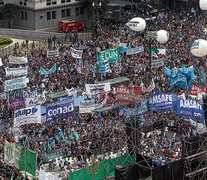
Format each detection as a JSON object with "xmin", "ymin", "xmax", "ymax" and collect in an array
[
  {"xmin": 9, "ymin": 55, "xmax": 28, "ymax": 64},
  {"xmin": 70, "ymin": 47, "xmax": 83, "ymax": 59},
  {"xmin": 47, "ymin": 49, "xmax": 59, "ymax": 58},
  {"xmin": 4, "ymin": 77, "xmax": 29, "ymax": 92},
  {"xmin": 5, "ymin": 66, "xmax": 28, "ymax": 76},
  {"xmin": 0, "ymin": 58, "xmax": 3, "ymax": 66},
  {"xmin": 151, "ymin": 58, "xmax": 164, "ymax": 69},
  {"xmin": 126, "ymin": 46, "xmax": 144, "ymax": 55},
  {"xmin": 4, "ymin": 141, "xmax": 21, "ymax": 168},
  {"xmin": 14, "ymin": 105, "xmax": 41, "ymax": 127},
  {"xmin": 79, "ymin": 99, "xmax": 106, "ymax": 113},
  {"xmin": 157, "ymin": 48, "xmax": 166, "ymax": 55},
  {"xmin": 85, "ymin": 83, "xmax": 111, "ymax": 95}
]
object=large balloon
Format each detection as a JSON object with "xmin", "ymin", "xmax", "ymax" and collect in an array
[
  {"xmin": 191, "ymin": 39, "xmax": 207, "ymax": 57},
  {"xmin": 200, "ymin": 0, "xmax": 207, "ymax": 10},
  {"xmin": 126, "ymin": 17, "xmax": 146, "ymax": 32},
  {"xmin": 156, "ymin": 30, "xmax": 169, "ymax": 43}
]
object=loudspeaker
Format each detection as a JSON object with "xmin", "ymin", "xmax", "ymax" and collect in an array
[
  {"xmin": 203, "ymin": 96, "xmax": 207, "ymax": 127},
  {"xmin": 126, "ymin": 118, "xmax": 140, "ymax": 155}
]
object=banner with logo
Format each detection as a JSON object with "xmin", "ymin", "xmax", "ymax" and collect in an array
[
  {"xmin": 191, "ymin": 84, "xmax": 206, "ymax": 96},
  {"xmin": 24, "ymin": 98, "xmax": 37, "ymax": 107},
  {"xmin": 148, "ymin": 92, "xmax": 177, "ymax": 111},
  {"xmin": 40, "ymin": 63, "xmax": 56, "ymax": 75},
  {"xmin": 5, "ymin": 77, "xmax": 29, "ymax": 92},
  {"xmin": 14, "ymin": 105, "xmax": 41, "ymax": 127},
  {"xmin": 79, "ymin": 99, "xmax": 106, "ymax": 113},
  {"xmin": 85, "ymin": 83, "xmax": 111, "ymax": 95},
  {"xmin": 46, "ymin": 99, "xmax": 74, "ymax": 122},
  {"xmin": 9, "ymin": 55, "xmax": 28, "ymax": 64},
  {"xmin": 10, "ymin": 98, "xmax": 25, "ymax": 109},
  {"xmin": 70, "ymin": 47, "xmax": 83, "ymax": 59},
  {"xmin": 151, "ymin": 58, "xmax": 164, "ymax": 69},
  {"xmin": 23, "ymin": 89, "xmax": 37, "ymax": 98},
  {"xmin": 115, "ymin": 85, "xmax": 142, "ymax": 103},
  {"xmin": 4, "ymin": 141, "xmax": 21, "ymax": 168},
  {"xmin": 97, "ymin": 47, "xmax": 120, "ymax": 64},
  {"xmin": 177, "ymin": 99, "xmax": 205, "ymax": 122},
  {"xmin": 5, "ymin": 67, "xmax": 28, "ymax": 76},
  {"xmin": 0, "ymin": 92, "xmax": 6, "ymax": 100},
  {"xmin": 47, "ymin": 49, "xmax": 59, "ymax": 58},
  {"xmin": 126, "ymin": 46, "xmax": 144, "ymax": 55}
]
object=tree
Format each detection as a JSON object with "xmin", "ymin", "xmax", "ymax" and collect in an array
[{"xmin": 0, "ymin": 3, "xmax": 17, "ymax": 28}]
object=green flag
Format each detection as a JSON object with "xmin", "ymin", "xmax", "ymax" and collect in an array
[
  {"xmin": 19, "ymin": 148, "xmax": 37, "ymax": 176},
  {"xmin": 149, "ymin": 46, "xmax": 157, "ymax": 55}
]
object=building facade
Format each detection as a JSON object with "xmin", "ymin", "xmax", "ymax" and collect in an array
[{"xmin": 0, "ymin": 0, "xmax": 89, "ymax": 30}]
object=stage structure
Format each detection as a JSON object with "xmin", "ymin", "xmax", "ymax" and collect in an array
[{"xmin": 183, "ymin": 133, "xmax": 207, "ymax": 180}]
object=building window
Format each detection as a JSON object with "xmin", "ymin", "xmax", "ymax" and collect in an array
[
  {"xmin": 52, "ymin": 11, "xmax": 56, "ymax": 19},
  {"xmin": 0, "ymin": 0, "xmax": 4, "ymax": 6},
  {"xmin": 46, "ymin": 0, "xmax": 51, "ymax": 6},
  {"xmin": 52, "ymin": 0, "xmax": 56, "ymax": 5},
  {"xmin": 24, "ymin": 12, "xmax": 27, "ymax": 20},
  {"xmin": 61, "ymin": 9, "xmax": 65, "ymax": 18},
  {"xmin": 66, "ymin": 9, "xmax": 70, "ymax": 17},
  {"xmin": 21, "ymin": 11, "xmax": 27, "ymax": 20},
  {"xmin": 47, "ymin": 12, "xmax": 51, "ymax": 20},
  {"xmin": 61, "ymin": 0, "xmax": 65, "ymax": 3},
  {"xmin": 66, "ymin": 0, "xmax": 71, "ymax": 2},
  {"xmin": 19, "ymin": 1, "xmax": 22, "ymax": 5},
  {"xmin": 80, "ymin": 7, "xmax": 84, "ymax": 15},
  {"xmin": 75, "ymin": 7, "xmax": 79, "ymax": 16}
]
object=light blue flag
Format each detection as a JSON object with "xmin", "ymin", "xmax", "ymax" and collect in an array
[
  {"xmin": 165, "ymin": 67, "xmax": 171, "ymax": 76},
  {"xmin": 182, "ymin": 64, "xmax": 188, "ymax": 74},
  {"xmin": 39, "ymin": 166, "xmax": 46, "ymax": 180},
  {"xmin": 202, "ymin": 70, "xmax": 206, "ymax": 82},
  {"xmin": 40, "ymin": 63, "xmax": 56, "ymax": 75}
]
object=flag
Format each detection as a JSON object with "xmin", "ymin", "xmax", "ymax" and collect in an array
[
  {"xmin": 19, "ymin": 148, "xmax": 37, "ymax": 176},
  {"xmin": 149, "ymin": 46, "xmax": 157, "ymax": 55},
  {"xmin": 69, "ymin": 134, "xmax": 75, "ymax": 140},
  {"xmin": 63, "ymin": 139, "xmax": 71, "ymax": 146},
  {"xmin": 58, "ymin": 131, "xmax": 65, "ymax": 140},
  {"xmin": 48, "ymin": 142, "xmax": 52, "ymax": 150},
  {"xmin": 165, "ymin": 67, "xmax": 171, "ymax": 76},
  {"xmin": 98, "ymin": 60, "xmax": 110, "ymax": 73},
  {"xmin": 157, "ymin": 48, "xmax": 166, "ymax": 55},
  {"xmin": 202, "ymin": 70, "xmax": 206, "ymax": 82},
  {"xmin": 50, "ymin": 139, "xmax": 55, "ymax": 146},
  {"xmin": 151, "ymin": 51, "xmax": 158, "ymax": 58},
  {"xmin": 39, "ymin": 165, "xmax": 46, "ymax": 180},
  {"xmin": 72, "ymin": 130, "xmax": 80, "ymax": 141}
]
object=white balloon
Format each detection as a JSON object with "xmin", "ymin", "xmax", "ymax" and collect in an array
[
  {"xmin": 156, "ymin": 30, "xmax": 169, "ymax": 43},
  {"xmin": 200, "ymin": 0, "xmax": 207, "ymax": 10},
  {"xmin": 191, "ymin": 39, "xmax": 207, "ymax": 57},
  {"xmin": 126, "ymin": 17, "xmax": 146, "ymax": 32}
]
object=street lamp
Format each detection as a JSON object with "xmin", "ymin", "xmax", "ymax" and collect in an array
[
  {"xmin": 126, "ymin": 17, "xmax": 169, "ymax": 72},
  {"xmin": 92, "ymin": 0, "xmax": 102, "ymax": 38}
]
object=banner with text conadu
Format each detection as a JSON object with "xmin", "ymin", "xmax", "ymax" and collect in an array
[
  {"xmin": 115, "ymin": 85, "xmax": 142, "ymax": 103},
  {"xmin": 46, "ymin": 99, "xmax": 74, "ymax": 122}
]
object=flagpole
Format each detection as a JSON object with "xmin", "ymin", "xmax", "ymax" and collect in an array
[{"xmin": 24, "ymin": 147, "xmax": 26, "ymax": 179}]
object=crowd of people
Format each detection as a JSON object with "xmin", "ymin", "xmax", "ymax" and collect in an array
[{"xmin": 0, "ymin": 4, "xmax": 206, "ymax": 179}]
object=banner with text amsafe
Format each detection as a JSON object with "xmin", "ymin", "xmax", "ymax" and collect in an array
[
  {"xmin": 115, "ymin": 85, "xmax": 142, "ymax": 103},
  {"xmin": 148, "ymin": 92, "xmax": 177, "ymax": 111},
  {"xmin": 4, "ymin": 77, "xmax": 29, "ymax": 92},
  {"xmin": 46, "ymin": 98, "xmax": 74, "ymax": 122},
  {"xmin": 5, "ymin": 67, "xmax": 28, "ymax": 77},
  {"xmin": 14, "ymin": 105, "xmax": 41, "ymax": 127},
  {"xmin": 177, "ymin": 99, "xmax": 205, "ymax": 122}
]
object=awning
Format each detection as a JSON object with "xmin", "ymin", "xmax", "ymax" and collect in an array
[
  {"xmin": 47, "ymin": 88, "xmax": 82, "ymax": 99},
  {"xmin": 97, "ymin": 77, "xmax": 130, "ymax": 85}
]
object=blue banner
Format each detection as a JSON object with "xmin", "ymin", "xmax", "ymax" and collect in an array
[
  {"xmin": 148, "ymin": 92, "xmax": 177, "ymax": 111},
  {"xmin": 169, "ymin": 70, "xmax": 187, "ymax": 90},
  {"xmin": 40, "ymin": 63, "xmax": 56, "ymax": 75},
  {"xmin": 177, "ymin": 99, "xmax": 205, "ymax": 122},
  {"xmin": 0, "ymin": 92, "xmax": 6, "ymax": 100},
  {"xmin": 46, "ymin": 98, "xmax": 74, "ymax": 122}
]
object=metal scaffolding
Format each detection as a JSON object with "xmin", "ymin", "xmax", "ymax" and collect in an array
[{"xmin": 183, "ymin": 133, "xmax": 207, "ymax": 180}]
